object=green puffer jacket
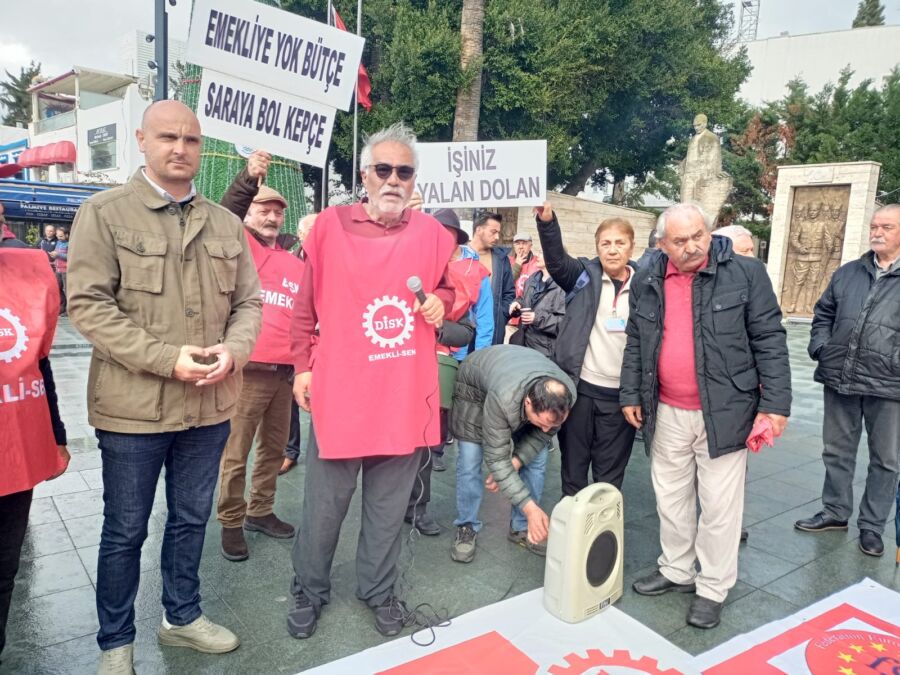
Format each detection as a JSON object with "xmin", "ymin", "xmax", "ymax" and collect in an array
[{"xmin": 450, "ymin": 345, "xmax": 576, "ymax": 507}]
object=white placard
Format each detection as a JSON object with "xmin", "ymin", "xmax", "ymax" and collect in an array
[
  {"xmin": 415, "ymin": 140, "xmax": 547, "ymax": 209},
  {"xmin": 198, "ymin": 69, "xmax": 334, "ymax": 168},
  {"xmin": 187, "ymin": 0, "xmax": 365, "ymax": 111}
]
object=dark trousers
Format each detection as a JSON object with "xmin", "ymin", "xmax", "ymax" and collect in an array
[
  {"xmin": 821, "ymin": 387, "xmax": 900, "ymax": 535},
  {"xmin": 407, "ymin": 408, "xmax": 448, "ymax": 519},
  {"xmin": 95, "ymin": 422, "xmax": 230, "ymax": 650},
  {"xmin": 0, "ymin": 489, "xmax": 32, "ymax": 657},
  {"xmin": 56, "ymin": 272, "xmax": 67, "ymax": 314},
  {"xmin": 284, "ymin": 399, "xmax": 302, "ymax": 461},
  {"xmin": 290, "ymin": 425, "xmax": 422, "ymax": 610},
  {"xmin": 558, "ymin": 384, "xmax": 636, "ymax": 496}
]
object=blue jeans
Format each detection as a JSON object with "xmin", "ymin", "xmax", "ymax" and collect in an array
[
  {"xmin": 454, "ymin": 440, "xmax": 549, "ymax": 533},
  {"xmin": 95, "ymin": 422, "xmax": 230, "ymax": 650}
]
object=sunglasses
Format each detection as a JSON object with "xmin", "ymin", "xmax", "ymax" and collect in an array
[{"xmin": 367, "ymin": 163, "xmax": 416, "ymax": 181}]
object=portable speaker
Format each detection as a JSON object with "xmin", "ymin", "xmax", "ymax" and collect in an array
[{"xmin": 542, "ymin": 483, "xmax": 624, "ymax": 623}]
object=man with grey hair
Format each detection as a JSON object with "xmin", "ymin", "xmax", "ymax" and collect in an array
[
  {"xmin": 714, "ymin": 225, "xmax": 755, "ymax": 258},
  {"xmin": 286, "ymin": 122, "xmax": 456, "ymax": 639},
  {"xmin": 620, "ymin": 202, "xmax": 791, "ymax": 629},
  {"xmin": 796, "ymin": 204, "xmax": 900, "ymax": 558}
]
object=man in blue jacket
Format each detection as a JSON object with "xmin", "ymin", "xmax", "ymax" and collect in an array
[{"xmin": 469, "ymin": 212, "xmax": 515, "ymax": 345}]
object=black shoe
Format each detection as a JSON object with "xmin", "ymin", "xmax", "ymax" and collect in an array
[
  {"xmin": 287, "ymin": 591, "xmax": 320, "ymax": 639},
  {"xmin": 404, "ymin": 512, "xmax": 441, "ymax": 536},
  {"xmin": 687, "ymin": 595, "xmax": 723, "ymax": 629},
  {"xmin": 632, "ymin": 570, "xmax": 696, "ymax": 596},
  {"xmin": 373, "ymin": 596, "xmax": 408, "ymax": 637},
  {"xmin": 859, "ymin": 529, "xmax": 884, "ymax": 557},
  {"xmin": 432, "ymin": 454, "xmax": 446, "ymax": 472},
  {"xmin": 794, "ymin": 511, "xmax": 849, "ymax": 532},
  {"xmin": 740, "ymin": 529, "xmax": 748, "ymax": 543}
]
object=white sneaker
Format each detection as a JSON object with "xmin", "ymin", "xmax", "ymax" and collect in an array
[
  {"xmin": 157, "ymin": 615, "xmax": 240, "ymax": 654},
  {"xmin": 96, "ymin": 644, "xmax": 135, "ymax": 675}
]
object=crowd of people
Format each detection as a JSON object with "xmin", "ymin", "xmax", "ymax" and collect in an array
[{"xmin": 1, "ymin": 101, "xmax": 898, "ymax": 675}]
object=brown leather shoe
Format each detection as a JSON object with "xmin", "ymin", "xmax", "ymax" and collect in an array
[
  {"xmin": 278, "ymin": 458, "xmax": 296, "ymax": 475},
  {"xmin": 221, "ymin": 526, "xmax": 249, "ymax": 562},
  {"xmin": 244, "ymin": 513, "xmax": 295, "ymax": 539}
]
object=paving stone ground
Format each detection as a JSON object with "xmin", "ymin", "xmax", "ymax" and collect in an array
[{"xmin": 1, "ymin": 321, "xmax": 898, "ymax": 674}]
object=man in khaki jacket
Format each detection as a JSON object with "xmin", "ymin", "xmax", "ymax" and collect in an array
[{"xmin": 67, "ymin": 100, "xmax": 261, "ymax": 675}]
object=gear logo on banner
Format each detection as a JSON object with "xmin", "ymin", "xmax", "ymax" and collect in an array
[
  {"xmin": 362, "ymin": 296, "xmax": 414, "ymax": 349},
  {"xmin": 0, "ymin": 308, "xmax": 29, "ymax": 363},
  {"xmin": 550, "ymin": 649, "xmax": 683, "ymax": 675}
]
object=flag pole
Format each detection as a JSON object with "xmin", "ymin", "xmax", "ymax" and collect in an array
[
  {"xmin": 322, "ymin": 0, "xmax": 333, "ymax": 211},
  {"xmin": 351, "ymin": 0, "xmax": 362, "ymax": 200}
]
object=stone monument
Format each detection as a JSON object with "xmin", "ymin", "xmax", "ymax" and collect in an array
[
  {"xmin": 767, "ymin": 162, "xmax": 881, "ymax": 319},
  {"xmin": 679, "ymin": 113, "xmax": 733, "ymax": 221}
]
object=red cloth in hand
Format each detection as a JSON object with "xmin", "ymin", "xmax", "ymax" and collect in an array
[{"xmin": 746, "ymin": 417, "xmax": 775, "ymax": 453}]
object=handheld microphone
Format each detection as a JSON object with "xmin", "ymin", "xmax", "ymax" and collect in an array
[{"xmin": 407, "ymin": 276, "xmax": 428, "ymax": 305}]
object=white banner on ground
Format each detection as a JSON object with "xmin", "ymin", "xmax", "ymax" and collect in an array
[
  {"xmin": 197, "ymin": 69, "xmax": 334, "ymax": 168},
  {"xmin": 415, "ymin": 140, "xmax": 547, "ymax": 209},
  {"xmin": 692, "ymin": 578, "xmax": 900, "ymax": 674},
  {"xmin": 187, "ymin": 0, "xmax": 365, "ymax": 111},
  {"xmin": 303, "ymin": 588, "xmax": 690, "ymax": 674}
]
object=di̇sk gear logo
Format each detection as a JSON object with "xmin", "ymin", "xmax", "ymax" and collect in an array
[
  {"xmin": 0, "ymin": 308, "xmax": 29, "ymax": 363},
  {"xmin": 549, "ymin": 649, "xmax": 683, "ymax": 675},
  {"xmin": 362, "ymin": 295, "xmax": 414, "ymax": 349}
]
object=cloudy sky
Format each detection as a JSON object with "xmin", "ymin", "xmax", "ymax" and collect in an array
[{"xmin": 1, "ymin": 0, "xmax": 898, "ymax": 81}]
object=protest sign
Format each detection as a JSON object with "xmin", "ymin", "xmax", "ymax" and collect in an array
[
  {"xmin": 187, "ymin": 0, "xmax": 365, "ymax": 111},
  {"xmin": 415, "ymin": 140, "xmax": 547, "ymax": 209},
  {"xmin": 198, "ymin": 69, "xmax": 334, "ymax": 168}
]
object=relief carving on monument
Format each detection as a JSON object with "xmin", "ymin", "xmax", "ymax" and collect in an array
[
  {"xmin": 678, "ymin": 113, "xmax": 733, "ymax": 221},
  {"xmin": 781, "ymin": 185, "xmax": 850, "ymax": 317}
]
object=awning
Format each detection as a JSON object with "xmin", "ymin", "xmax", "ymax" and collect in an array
[
  {"xmin": 18, "ymin": 141, "xmax": 76, "ymax": 168},
  {"xmin": 0, "ymin": 163, "xmax": 23, "ymax": 179}
]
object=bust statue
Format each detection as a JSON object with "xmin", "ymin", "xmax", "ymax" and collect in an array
[{"xmin": 679, "ymin": 114, "xmax": 733, "ymax": 220}]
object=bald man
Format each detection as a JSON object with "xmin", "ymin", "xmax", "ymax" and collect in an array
[{"xmin": 68, "ymin": 100, "xmax": 262, "ymax": 673}]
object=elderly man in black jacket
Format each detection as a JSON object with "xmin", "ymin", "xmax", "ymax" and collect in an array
[
  {"xmin": 795, "ymin": 204, "xmax": 900, "ymax": 558},
  {"xmin": 621, "ymin": 203, "xmax": 791, "ymax": 630}
]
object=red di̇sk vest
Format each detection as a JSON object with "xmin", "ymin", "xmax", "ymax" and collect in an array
[
  {"xmin": 305, "ymin": 206, "xmax": 455, "ymax": 459},
  {"xmin": 245, "ymin": 231, "xmax": 305, "ymax": 365},
  {"xmin": 0, "ymin": 248, "xmax": 63, "ymax": 496}
]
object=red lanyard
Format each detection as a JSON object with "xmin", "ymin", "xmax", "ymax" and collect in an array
[{"xmin": 610, "ymin": 268, "xmax": 632, "ymax": 315}]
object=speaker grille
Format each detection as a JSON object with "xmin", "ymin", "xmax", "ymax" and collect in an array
[
  {"xmin": 584, "ymin": 513, "xmax": 595, "ymax": 536},
  {"xmin": 585, "ymin": 530, "xmax": 618, "ymax": 588}
]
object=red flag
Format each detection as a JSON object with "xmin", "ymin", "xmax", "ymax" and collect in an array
[{"xmin": 331, "ymin": 8, "xmax": 373, "ymax": 112}]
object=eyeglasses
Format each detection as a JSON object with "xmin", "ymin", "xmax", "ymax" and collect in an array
[{"xmin": 367, "ymin": 163, "xmax": 415, "ymax": 181}]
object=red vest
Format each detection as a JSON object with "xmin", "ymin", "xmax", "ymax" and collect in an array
[
  {"xmin": 245, "ymin": 231, "xmax": 305, "ymax": 365},
  {"xmin": 0, "ymin": 248, "xmax": 63, "ymax": 496},
  {"xmin": 304, "ymin": 206, "xmax": 455, "ymax": 459},
  {"xmin": 446, "ymin": 256, "xmax": 488, "ymax": 322}
]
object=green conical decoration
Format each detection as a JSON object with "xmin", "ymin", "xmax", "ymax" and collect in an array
[{"xmin": 178, "ymin": 62, "xmax": 308, "ymax": 234}]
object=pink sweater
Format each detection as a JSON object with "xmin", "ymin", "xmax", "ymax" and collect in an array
[{"xmin": 657, "ymin": 259, "xmax": 706, "ymax": 410}]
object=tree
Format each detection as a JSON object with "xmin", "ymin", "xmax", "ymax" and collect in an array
[
  {"xmin": 478, "ymin": 0, "xmax": 749, "ymax": 201},
  {"xmin": 776, "ymin": 68, "xmax": 900, "ymax": 205},
  {"xmin": 852, "ymin": 0, "xmax": 885, "ymax": 28},
  {"xmin": 279, "ymin": 1, "xmax": 748, "ymax": 206},
  {"xmin": 453, "ymin": 0, "xmax": 485, "ymax": 142},
  {"xmin": 1, "ymin": 61, "xmax": 41, "ymax": 127}
]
